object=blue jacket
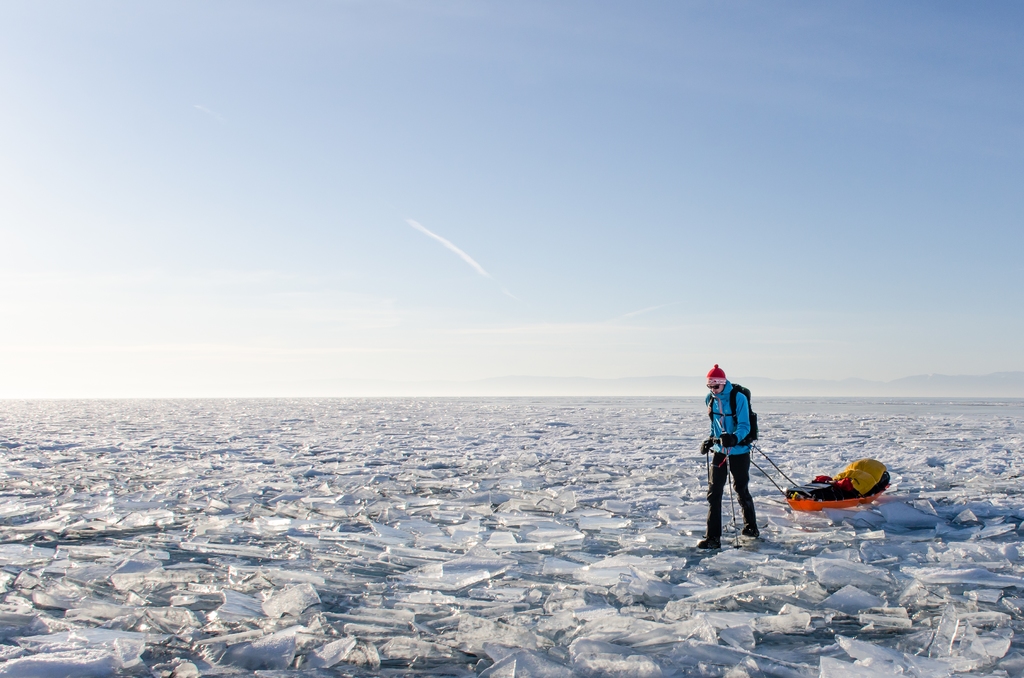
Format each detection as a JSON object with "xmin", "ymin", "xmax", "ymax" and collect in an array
[{"xmin": 706, "ymin": 381, "xmax": 751, "ymax": 455}]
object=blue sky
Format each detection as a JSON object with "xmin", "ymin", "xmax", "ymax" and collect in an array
[{"xmin": 1, "ymin": 2, "xmax": 1022, "ymax": 396}]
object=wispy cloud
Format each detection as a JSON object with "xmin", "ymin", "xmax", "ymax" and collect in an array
[
  {"xmin": 406, "ymin": 219, "xmax": 518, "ymax": 300},
  {"xmin": 193, "ymin": 104, "xmax": 225, "ymax": 123}
]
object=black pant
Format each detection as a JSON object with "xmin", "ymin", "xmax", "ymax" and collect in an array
[{"xmin": 706, "ymin": 452, "xmax": 757, "ymax": 540}]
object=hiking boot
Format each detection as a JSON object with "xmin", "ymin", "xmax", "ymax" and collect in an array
[
  {"xmin": 696, "ymin": 537, "xmax": 721, "ymax": 549},
  {"xmin": 741, "ymin": 525, "xmax": 760, "ymax": 538}
]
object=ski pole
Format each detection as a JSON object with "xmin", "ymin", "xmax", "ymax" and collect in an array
[{"xmin": 725, "ymin": 452, "xmax": 740, "ymax": 548}]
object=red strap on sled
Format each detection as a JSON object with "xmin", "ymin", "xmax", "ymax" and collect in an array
[{"xmin": 835, "ymin": 478, "xmax": 855, "ymax": 493}]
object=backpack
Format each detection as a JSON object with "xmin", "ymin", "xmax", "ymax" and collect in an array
[{"xmin": 708, "ymin": 383, "xmax": 759, "ymax": 446}]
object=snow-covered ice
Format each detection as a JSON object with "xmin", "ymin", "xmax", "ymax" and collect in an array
[{"xmin": 0, "ymin": 397, "xmax": 1021, "ymax": 676}]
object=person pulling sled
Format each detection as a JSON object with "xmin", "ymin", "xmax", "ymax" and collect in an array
[{"xmin": 698, "ymin": 364, "xmax": 758, "ymax": 549}]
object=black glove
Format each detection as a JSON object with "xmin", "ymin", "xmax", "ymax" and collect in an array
[
  {"xmin": 719, "ymin": 433, "xmax": 739, "ymax": 448},
  {"xmin": 700, "ymin": 437, "xmax": 715, "ymax": 455}
]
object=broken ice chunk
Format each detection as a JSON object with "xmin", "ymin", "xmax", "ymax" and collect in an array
[
  {"xmin": 752, "ymin": 607, "xmax": 811, "ymax": 634},
  {"xmin": 379, "ymin": 637, "xmax": 456, "ymax": 661},
  {"xmin": 577, "ymin": 514, "xmax": 632, "ymax": 531},
  {"xmin": 821, "ymin": 585, "xmax": 884, "ymax": 615},
  {"xmin": 457, "ymin": 615, "xmax": 543, "ymax": 655},
  {"xmin": 878, "ymin": 502, "xmax": 941, "ymax": 529},
  {"xmin": 810, "ymin": 557, "xmax": 892, "ymax": 590},
  {"xmin": 0, "ymin": 648, "xmax": 125, "ymax": 677},
  {"xmin": 219, "ymin": 628, "xmax": 296, "ymax": 670},
  {"xmin": 1001, "ymin": 597, "xmax": 1024, "ymax": 616},
  {"xmin": 479, "ymin": 648, "xmax": 572, "ymax": 678},
  {"xmin": 928, "ymin": 604, "xmax": 959, "ymax": 659},
  {"xmin": 700, "ymin": 549, "xmax": 769, "ymax": 575},
  {"xmin": 833, "ymin": 634, "xmax": 954, "ymax": 676},
  {"xmin": 0, "ymin": 613, "xmax": 48, "ymax": 641},
  {"xmin": 975, "ymin": 523, "xmax": 1017, "ymax": 540},
  {"xmin": 108, "ymin": 558, "xmax": 164, "ymax": 592},
  {"xmin": 469, "ymin": 586, "xmax": 528, "ymax": 602},
  {"xmin": 683, "ymin": 581, "xmax": 761, "ymax": 603},
  {"xmin": 569, "ymin": 638, "xmax": 664, "ymax": 678},
  {"xmin": 368, "ymin": 522, "xmax": 414, "ymax": 545},
  {"xmin": 967, "ymin": 589, "xmax": 1003, "ymax": 604},
  {"xmin": 574, "ymin": 555, "xmax": 672, "ymax": 587},
  {"xmin": 401, "ymin": 546, "xmax": 513, "ymax": 591},
  {"xmin": 904, "ymin": 566, "xmax": 1024, "ymax": 588},
  {"xmin": 486, "ymin": 531, "xmax": 518, "ymax": 548},
  {"xmin": 819, "ymin": 656, "xmax": 900, "ymax": 677},
  {"xmin": 215, "ymin": 589, "xmax": 266, "ymax": 621},
  {"xmin": 0, "ymin": 544, "xmax": 56, "ymax": 566},
  {"xmin": 261, "ymin": 583, "xmax": 320, "ymax": 618},
  {"xmin": 117, "ymin": 508, "xmax": 174, "ymax": 528},
  {"xmin": 144, "ymin": 607, "xmax": 200, "ymax": 634},
  {"xmin": 718, "ymin": 624, "xmax": 755, "ymax": 651},
  {"xmin": 954, "ymin": 508, "xmax": 981, "ymax": 525},
  {"xmin": 575, "ymin": 613, "xmax": 716, "ymax": 647},
  {"xmin": 305, "ymin": 636, "xmax": 357, "ymax": 668},
  {"xmin": 823, "ymin": 507, "xmax": 885, "ymax": 529},
  {"xmin": 17, "ymin": 629, "xmax": 151, "ymax": 668},
  {"xmin": 973, "ymin": 626, "xmax": 1013, "ymax": 660},
  {"xmin": 612, "ymin": 568, "xmax": 677, "ymax": 604},
  {"xmin": 523, "ymin": 522, "xmax": 584, "ymax": 544},
  {"xmin": 486, "ymin": 531, "xmax": 550, "ymax": 552},
  {"xmin": 30, "ymin": 585, "xmax": 84, "ymax": 611},
  {"xmin": 858, "ymin": 607, "xmax": 912, "ymax": 631},
  {"xmin": 541, "ymin": 558, "xmax": 582, "ymax": 576}
]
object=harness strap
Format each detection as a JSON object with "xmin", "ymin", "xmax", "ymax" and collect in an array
[{"xmin": 710, "ymin": 393, "xmax": 731, "ymax": 454}]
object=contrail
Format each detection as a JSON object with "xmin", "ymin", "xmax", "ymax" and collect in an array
[
  {"xmin": 616, "ymin": 301, "xmax": 682, "ymax": 320},
  {"xmin": 193, "ymin": 104, "xmax": 225, "ymax": 122},
  {"xmin": 403, "ymin": 220, "xmax": 520, "ymax": 301},
  {"xmin": 407, "ymin": 219, "xmax": 492, "ymax": 278}
]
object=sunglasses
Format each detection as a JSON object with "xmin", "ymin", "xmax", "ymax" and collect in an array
[{"xmin": 707, "ymin": 383, "xmax": 724, "ymax": 390}]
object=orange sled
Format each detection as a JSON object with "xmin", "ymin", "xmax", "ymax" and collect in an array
[{"xmin": 786, "ymin": 489, "xmax": 886, "ymax": 512}]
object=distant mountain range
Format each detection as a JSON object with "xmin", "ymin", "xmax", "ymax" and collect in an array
[{"xmin": 270, "ymin": 372, "xmax": 1024, "ymax": 397}]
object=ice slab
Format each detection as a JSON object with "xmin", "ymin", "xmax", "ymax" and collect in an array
[
  {"xmin": 0, "ymin": 648, "xmax": 125, "ymax": 677},
  {"xmin": 0, "ymin": 613, "xmax": 48, "ymax": 641},
  {"xmin": 215, "ymin": 589, "xmax": 266, "ymax": 621},
  {"xmin": 571, "ymin": 644, "xmax": 664, "ymax": 677},
  {"xmin": 904, "ymin": 566, "xmax": 1024, "ymax": 588},
  {"xmin": 820, "ymin": 655, "xmax": 901, "ymax": 677},
  {"xmin": 823, "ymin": 508, "xmax": 885, "ymax": 529},
  {"xmin": 821, "ymin": 585, "xmax": 884, "ymax": 615},
  {"xmin": 858, "ymin": 606, "xmax": 911, "ymax": 631},
  {"xmin": 380, "ymin": 636, "xmax": 456, "ymax": 661},
  {"xmin": 305, "ymin": 636, "xmax": 357, "ymax": 668},
  {"xmin": 966, "ymin": 588, "xmax": 1003, "ymax": 603},
  {"xmin": 718, "ymin": 623, "xmax": 755, "ymax": 651},
  {"xmin": 16, "ymin": 629, "xmax": 152, "ymax": 661},
  {"xmin": 810, "ymin": 557, "xmax": 892, "ymax": 590},
  {"xmin": 479, "ymin": 648, "xmax": 573, "ymax": 678},
  {"xmin": 457, "ymin": 615, "xmax": 543, "ymax": 655},
  {"xmin": 878, "ymin": 501, "xmax": 942, "ymax": 529},
  {"xmin": 219, "ymin": 628, "xmax": 297, "ymax": 670},
  {"xmin": 261, "ymin": 582, "xmax": 320, "ymax": 618},
  {"xmin": 752, "ymin": 608, "xmax": 810, "ymax": 634}
]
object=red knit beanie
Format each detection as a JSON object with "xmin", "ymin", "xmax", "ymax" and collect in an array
[{"xmin": 706, "ymin": 364, "xmax": 727, "ymax": 385}]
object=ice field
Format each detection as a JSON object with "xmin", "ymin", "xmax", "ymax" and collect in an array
[{"xmin": 0, "ymin": 397, "xmax": 1022, "ymax": 677}]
